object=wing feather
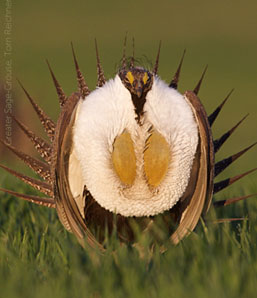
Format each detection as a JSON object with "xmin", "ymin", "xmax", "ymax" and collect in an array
[
  {"xmin": 52, "ymin": 92, "xmax": 104, "ymax": 251},
  {"xmin": 171, "ymin": 90, "xmax": 214, "ymax": 244}
]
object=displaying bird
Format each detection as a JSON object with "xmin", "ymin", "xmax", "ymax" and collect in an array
[{"xmin": 1, "ymin": 39, "xmax": 256, "ymax": 251}]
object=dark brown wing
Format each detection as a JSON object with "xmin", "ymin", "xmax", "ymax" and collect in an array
[{"xmin": 170, "ymin": 90, "xmax": 214, "ymax": 244}]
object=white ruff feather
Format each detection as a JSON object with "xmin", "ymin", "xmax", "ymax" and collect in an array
[{"xmin": 73, "ymin": 75, "xmax": 198, "ymax": 217}]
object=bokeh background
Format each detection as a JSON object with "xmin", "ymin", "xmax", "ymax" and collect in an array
[{"xmin": 0, "ymin": 0, "xmax": 257, "ymax": 198}]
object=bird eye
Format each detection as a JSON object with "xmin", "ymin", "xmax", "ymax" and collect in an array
[
  {"xmin": 142, "ymin": 72, "xmax": 149, "ymax": 85},
  {"xmin": 126, "ymin": 71, "xmax": 134, "ymax": 85},
  {"xmin": 124, "ymin": 77, "xmax": 130, "ymax": 84}
]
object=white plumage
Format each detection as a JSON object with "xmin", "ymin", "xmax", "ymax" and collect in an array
[{"xmin": 73, "ymin": 75, "xmax": 198, "ymax": 216}]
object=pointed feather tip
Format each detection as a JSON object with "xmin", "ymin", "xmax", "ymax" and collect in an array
[
  {"xmin": 208, "ymin": 88, "xmax": 234, "ymax": 127},
  {"xmin": 70, "ymin": 42, "xmax": 90, "ymax": 99},
  {"xmin": 122, "ymin": 33, "xmax": 128, "ymax": 69},
  {"xmin": 214, "ymin": 193, "xmax": 257, "ymax": 208},
  {"xmin": 16, "ymin": 79, "xmax": 36, "ymax": 105},
  {"xmin": 16, "ymin": 79, "xmax": 37, "ymax": 106},
  {"xmin": 130, "ymin": 37, "xmax": 135, "ymax": 68},
  {"xmin": 214, "ymin": 113, "xmax": 249, "ymax": 153},
  {"xmin": 16, "ymin": 79, "xmax": 56, "ymax": 141},
  {"xmin": 94, "ymin": 39, "xmax": 106, "ymax": 87},
  {"xmin": 193, "ymin": 65, "xmax": 208, "ymax": 95},
  {"xmin": 153, "ymin": 41, "xmax": 162, "ymax": 75},
  {"xmin": 0, "ymin": 163, "xmax": 53, "ymax": 196},
  {"xmin": 169, "ymin": 49, "xmax": 186, "ymax": 89},
  {"xmin": 0, "ymin": 188, "xmax": 55, "ymax": 208},
  {"xmin": 71, "ymin": 42, "xmax": 80, "ymax": 73},
  {"xmin": 230, "ymin": 113, "xmax": 249, "ymax": 134},
  {"xmin": 16, "ymin": 78, "xmax": 26, "ymax": 93},
  {"xmin": 214, "ymin": 167, "xmax": 257, "ymax": 194},
  {"xmin": 0, "ymin": 139, "xmax": 51, "ymax": 182},
  {"xmin": 71, "ymin": 42, "xmax": 78, "ymax": 66},
  {"xmin": 214, "ymin": 141, "xmax": 257, "ymax": 177},
  {"xmin": 210, "ymin": 218, "xmax": 247, "ymax": 224},
  {"xmin": 11, "ymin": 115, "xmax": 52, "ymax": 163},
  {"xmin": 46, "ymin": 59, "xmax": 67, "ymax": 106}
]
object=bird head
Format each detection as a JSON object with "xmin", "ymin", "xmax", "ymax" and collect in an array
[{"xmin": 119, "ymin": 67, "xmax": 153, "ymax": 99}]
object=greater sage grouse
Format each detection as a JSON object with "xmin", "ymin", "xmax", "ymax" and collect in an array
[{"xmin": 1, "ymin": 39, "xmax": 256, "ymax": 251}]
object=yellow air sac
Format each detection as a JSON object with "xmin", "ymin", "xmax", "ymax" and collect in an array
[
  {"xmin": 112, "ymin": 131, "xmax": 136, "ymax": 186},
  {"xmin": 144, "ymin": 131, "xmax": 170, "ymax": 187}
]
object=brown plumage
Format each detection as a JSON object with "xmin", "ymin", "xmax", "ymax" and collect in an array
[
  {"xmin": 1, "ymin": 41, "xmax": 256, "ymax": 251},
  {"xmin": 130, "ymin": 37, "xmax": 135, "ymax": 68},
  {"xmin": 12, "ymin": 116, "xmax": 52, "ymax": 163},
  {"xmin": 193, "ymin": 65, "xmax": 208, "ymax": 95},
  {"xmin": 214, "ymin": 142, "xmax": 257, "ymax": 177},
  {"xmin": 213, "ymin": 168, "xmax": 257, "ymax": 194},
  {"xmin": 121, "ymin": 34, "xmax": 128, "ymax": 69},
  {"xmin": 208, "ymin": 89, "xmax": 234, "ymax": 127},
  {"xmin": 71, "ymin": 42, "xmax": 90, "ymax": 99},
  {"xmin": 0, "ymin": 164, "xmax": 52, "ymax": 196},
  {"xmin": 213, "ymin": 114, "xmax": 249, "ymax": 153},
  {"xmin": 0, "ymin": 188, "xmax": 55, "ymax": 208},
  {"xmin": 17, "ymin": 80, "xmax": 56, "ymax": 141},
  {"xmin": 1, "ymin": 140, "xmax": 51, "ymax": 182},
  {"xmin": 169, "ymin": 49, "xmax": 186, "ymax": 89},
  {"xmin": 46, "ymin": 60, "xmax": 67, "ymax": 107},
  {"xmin": 95, "ymin": 39, "xmax": 106, "ymax": 87},
  {"xmin": 152, "ymin": 41, "xmax": 161, "ymax": 75}
]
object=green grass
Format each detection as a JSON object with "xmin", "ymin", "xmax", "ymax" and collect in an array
[{"xmin": 0, "ymin": 177, "xmax": 257, "ymax": 298}]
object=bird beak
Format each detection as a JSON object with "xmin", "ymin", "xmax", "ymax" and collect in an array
[
  {"xmin": 134, "ymin": 81, "xmax": 144, "ymax": 98},
  {"xmin": 136, "ymin": 87, "xmax": 143, "ymax": 98}
]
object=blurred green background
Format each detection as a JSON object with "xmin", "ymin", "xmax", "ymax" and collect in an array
[{"xmin": 0, "ymin": 0, "xmax": 257, "ymax": 194}]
